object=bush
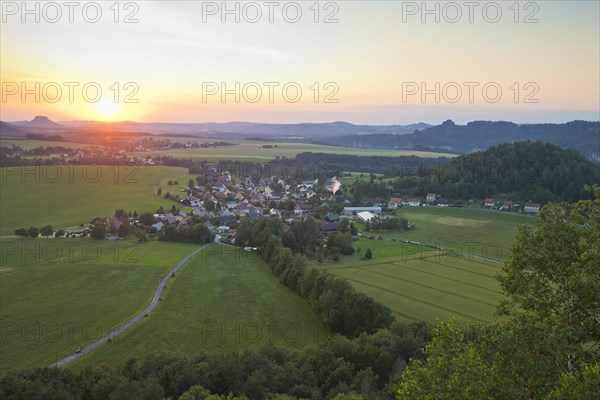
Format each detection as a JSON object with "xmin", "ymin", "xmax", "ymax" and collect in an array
[{"xmin": 14, "ymin": 228, "xmax": 28, "ymax": 237}]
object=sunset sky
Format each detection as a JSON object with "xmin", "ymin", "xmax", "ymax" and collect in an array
[{"xmin": 1, "ymin": 1, "xmax": 599, "ymax": 124}]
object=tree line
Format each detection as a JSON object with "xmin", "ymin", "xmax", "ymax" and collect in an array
[{"xmin": 235, "ymin": 217, "xmax": 394, "ymax": 338}]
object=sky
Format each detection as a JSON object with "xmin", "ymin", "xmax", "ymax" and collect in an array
[{"xmin": 1, "ymin": 0, "xmax": 599, "ymax": 124}]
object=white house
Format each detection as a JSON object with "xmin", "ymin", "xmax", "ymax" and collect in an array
[
  {"xmin": 524, "ymin": 202, "xmax": 541, "ymax": 214},
  {"xmin": 357, "ymin": 211, "xmax": 376, "ymax": 222},
  {"xmin": 343, "ymin": 206, "xmax": 382, "ymax": 215}
]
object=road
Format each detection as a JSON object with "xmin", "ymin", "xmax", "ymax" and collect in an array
[{"xmin": 51, "ymin": 243, "xmax": 211, "ymax": 368}]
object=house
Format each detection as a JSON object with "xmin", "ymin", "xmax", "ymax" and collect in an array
[
  {"xmin": 524, "ymin": 202, "xmax": 541, "ymax": 214},
  {"xmin": 388, "ymin": 197, "xmax": 402, "ymax": 209},
  {"xmin": 193, "ymin": 207, "xmax": 207, "ymax": 217},
  {"xmin": 216, "ymin": 225, "xmax": 230, "ymax": 234},
  {"xmin": 426, "ymin": 193, "xmax": 436, "ymax": 203},
  {"xmin": 502, "ymin": 200, "xmax": 513, "ymax": 210},
  {"xmin": 326, "ymin": 213, "xmax": 341, "ymax": 222},
  {"xmin": 357, "ymin": 211, "xmax": 376, "ymax": 222},
  {"xmin": 408, "ymin": 198, "xmax": 421, "ymax": 207},
  {"xmin": 219, "ymin": 215, "xmax": 236, "ymax": 224},
  {"xmin": 437, "ymin": 198, "xmax": 449, "ymax": 207},
  {"xmin": 485, "ymin": 198, "xmax": 495, "ymax": 207},
  {"xmin": 203, "ymin": 221, "xmax": 213, "ymax": 231},
  {"xmin": 165, "ymin": 213, "xmax": 176, "ymax": 224},
  {"xmin": 343, "ymin": 207, "xmax": 382, "ymax": 215},
  {"xmin": 151, "ymin": 222, "xmax": 164, "ymax": 232},
  {"xmin": 321, "ymin": 222, "xmax": 338, "ymax": 232}
]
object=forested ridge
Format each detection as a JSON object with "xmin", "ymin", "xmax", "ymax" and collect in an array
[{"xmin": 320, "ymin": 120, "xmax": 600, "ymax": 161}]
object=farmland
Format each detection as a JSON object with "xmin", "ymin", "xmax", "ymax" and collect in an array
[
  {"xmin": 69, "ymin": 244, "xmax": 328, "ymax": 370},
  {"xmin": 320, "ymin": 238, "xmax": 503, "ymax": 323},
  {"xmin": 0, "ymin": 237, "xmax": 201, "ymax": 375},
  {"xmin": 0, "ymin": 166, "xmax": 194, "ymax": 235},
  {"xmin": 323, "ymin": 206, "xmax": 536, "ymax": 322},
  {"xmin": 381, "ymin": 206, "xmax": 536, "ymax": 260},
  {"xmin": 0, "ymin": 138, "xmax": 95, "ymax": 150},
  {"xmin": 128, "ymin": 140, "xmax": 455, "ymax": 161}
]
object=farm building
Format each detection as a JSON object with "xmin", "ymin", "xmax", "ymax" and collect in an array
[
  {"xmin": 357, "ymin": 211, "xmax": 376, "ymax": 222},
  {"xmin": 343, "ymin": 207, "xmax": 382, "ymax": 215}
]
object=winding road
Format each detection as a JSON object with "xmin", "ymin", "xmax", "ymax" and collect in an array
[{"xmin": 51, "ymin": 243, "xmax": 211, "ymax": 368}]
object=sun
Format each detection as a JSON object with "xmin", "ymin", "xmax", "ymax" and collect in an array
[{"xmin": 95, "ymin": 100, "xmax": 120, "ymax": 119}]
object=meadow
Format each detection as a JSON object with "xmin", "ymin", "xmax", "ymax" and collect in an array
[
  {"xmin": 380, "ymin": 206, "xmax": 536, "ymax": 260},
  {"xmin": 320, "ymin": 238, "xmax": 504, "ymax": 323},
  {"xmin": 128, "ymin": 140, "xmax": 455, "ymax": 161},
  {"xmin": 69, "ymin": 244, "xmax": 328, "ymax": 370},
  {"xmin": 0, "ymin": 138, "xmax": 95, "ymax": 150},
  {"xmin": 0, "ymin": 166, "xmax": 194, "ymax": 235},
  {"xmin": 0, "ymin": 237, "xmax": 201, "ymax": 375}
]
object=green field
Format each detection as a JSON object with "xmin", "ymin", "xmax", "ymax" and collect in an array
[
  {"xmin": 129, "ymin": 140, "xmax": 455, "ymax": 161},
  {"xmin": 379, "ymin": 206, "xmax": 535, "ymax": 260},
  {"xmin": 320, "ymin": 238, "xmax": 504, "ymax": 323},
  {"xmin": 69, "ymin": 244, "xmax": 328, "ymax": 370},
  {"xmin": 0, "ymin": 238, "xmax": 201, "ymax": 375},
  {"xmin": 0, "ymin": 166, "xmax": 194, "ymax": 235},
  {"xmin": 0, "ymin": 138, "xmax": 95, "ymax": 150}
]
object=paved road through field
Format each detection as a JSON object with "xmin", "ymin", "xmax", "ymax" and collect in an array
[{"xmin": 51, "ymin": 243, "xmax": 211, "ymax": 368}]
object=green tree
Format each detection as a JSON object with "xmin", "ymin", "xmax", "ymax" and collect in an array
[
  {"xmin": 205, "ymin": 200, "xmax": 216, "ymax": 212},
  {"xmin": 498, "ymin": 192, "xmax": 600, "ymax": 367},
  {"xmin": 14, "ymin": 228, "xmax": 28, "ymax": 237},
  {"xmin": 545, "ymin": 363, "xmax": 600, "ymax": 400},
  {"xmin": 27, "ymin": 226, "xmax": 39, "ymax": 238},
  {"xmin": 179, "ymin": 385, "xmax": 211, "ymax": 400},
  {"xmin": 138, "ymin": 213, "xmax": 155, "ymax": 226},
  {"xmin": 364, "ymin": 248, "xmax": 372, "ymax": 259},
  {"xmin": 117, "ymin": 223, "xmax": 130, "ymax": 238},
  {"xmin": 90, "ymin": 225, "xmax": 106, "ymax": 240},
  {"xmin": 39, "ymin": 224, "xmax": 54, "ymax": 237}
]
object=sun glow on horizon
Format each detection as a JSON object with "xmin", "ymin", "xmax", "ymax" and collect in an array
[{"xmin": 93, "ymin": 100, "xmax": 121, "ymax": 121}]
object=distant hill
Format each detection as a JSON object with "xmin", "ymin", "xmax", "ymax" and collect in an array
[
  {"xmin": 59, "ymin": 120, "xmax": 430, "ymax": 139},
  {"xmin": 13, "ymin": 116, "xmax": 63, "ymax": 129},
  {"xmin": 0, "ymin": 121, "xmax": 30, "ymax": 137},
  {"xmin": 392, "ymin": 141, "xmax": 600, "ymax": 202},
  {"xmin": 319, "ymin": 120, "xmax": 600, "ymax": 161}
]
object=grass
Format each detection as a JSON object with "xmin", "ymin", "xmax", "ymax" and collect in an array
[
  {"xmin": 128, "ymin": 140, "xmax": 455, "ymax": 161},
  {"xmin": 375, "ymin": 206, "xmax": 536, "ymax": 260},
  {"xmin": 69, "ymin": 244, "xmax": 329, "ymax": 370},
  {"xmin": 320, "ymin": 238, "xmax": 504, "ymax": 323},
  {"xmin": 0, "ymin": 166, "xmax": 194, "ymax": 235},
  {"xmin": 0, "ymin": 138, "xmax": 95, "ymax": 150},
  {"xmin": 0, "ymin": 237, "xmax": 202, "ymax": 375}
]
